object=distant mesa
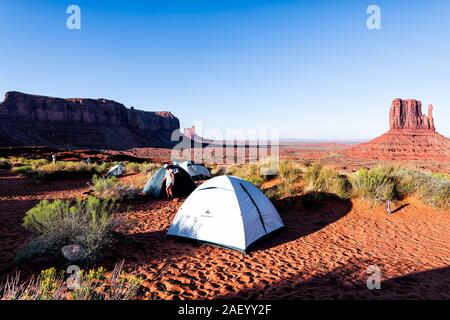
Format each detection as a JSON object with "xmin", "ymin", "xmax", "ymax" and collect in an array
[
  {"xmin": 183, "ymin": 125, "xmax": 213, "ymax": 144},
  {"xmin": 345, "ymin": 98, "xmax": 450, "ymax": 161},
  {"xmin": 0, "ymin": 91, "xmax": 181, "ymax": 150}
]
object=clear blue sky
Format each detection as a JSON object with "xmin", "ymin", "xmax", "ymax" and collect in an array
[{"xmin": 1, "ymin": 0, "xmax": 449, "ymax": 139}]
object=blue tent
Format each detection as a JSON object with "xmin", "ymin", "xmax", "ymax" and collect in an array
[{"xmin": 143, "ymin": 165, "xmax": 197, "ymax": 199}]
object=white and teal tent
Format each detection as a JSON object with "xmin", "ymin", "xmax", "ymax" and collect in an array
[
  {"xmin": 106, "ymin": 164, "xmax": 126, "ymax": 178},
  {"xmin": 180, "ymin": 161, "xmax": 212, "ymax": 180},
  {"xmin": 167, "ymin": 175, "xmax": 284, "ymax": 252}
]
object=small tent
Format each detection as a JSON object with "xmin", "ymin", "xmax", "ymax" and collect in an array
[
  {"xmin": 180, "ymin": 161, "xmax": 212, "ymax": 180},
  {"xmin": 106, "ymin": 164, "xmax": 126, "ymax": 178},
  {"xmin": 143, "ymin": 164, "xmax": 197, "ymax": 199},
  {"xmin": 167, "ymin": 175, "xmax": 284, "ymax": 252}
]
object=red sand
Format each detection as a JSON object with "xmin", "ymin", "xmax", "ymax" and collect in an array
[{"xmin": 1, "ymin": 169, "xmax": 449, "ymax": 299}]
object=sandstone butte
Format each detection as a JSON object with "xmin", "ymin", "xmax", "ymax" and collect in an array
[
  {"xmin": 345, "ymin": 98, "xmax": 450, "ymax": 161},
  {"xmin": 0, "ymin": 91, "xmax": 180, "ymax": 150}
]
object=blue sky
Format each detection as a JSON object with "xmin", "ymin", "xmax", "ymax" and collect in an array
[{"xmin": 1, "ymin": 0, "xmax": 449, "ymax": 139}]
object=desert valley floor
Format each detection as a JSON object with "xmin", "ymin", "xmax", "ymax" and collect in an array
[{"xmin": 1, "ymin": 166, "xmax": 449, "ymax": 300}]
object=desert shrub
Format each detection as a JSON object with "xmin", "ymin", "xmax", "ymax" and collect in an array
[
  {"xmin": 350, "ymin": 167, "xmax": 397, "ymax": 204},
  {"xmin": 126, "ymin": 162, "xmax": 141, "ymax": 173},
  {"xmin": 39, "ymin": 161, "xmax": 93, "ymax": 173},
  {"xmin": 94, "ymin": 162, "xmax": 110, "ymax": 175},
  {"xmin": 72, "ymin": 261, "xmax": 143, "ymax": 300},
  {"xmin": 28, "ymin": 159, "xmax": 50, "ymax": 168},
  {"xmin": 277, "ymin": 159, "xmax": 303, "ymax": 183},
  {"xmin": 304, "ymin": 163, "xmax": 351, "ymax": 199},
  {"xmin": 391, "ymin": 167, "xmax": 426, "ymax": 196},
  {"xmin": 17, "ymin": 161, "xmax": 110, "ymax": 180},
  {"xmin": 0, "ymin": 261, "xmax": 143, "ymax": 300},
  {"xmin": 264, "ymin": 181, "xmax": 301, "ymax": 201},
  {"xmin": 12, "ymin": 165, "xmax": 33, "ymax": 175},
  {"xmin": 18, "ymin": 197, "xmax": 117, "ymax": 263},
  {"xmin": 431, "ymin": 172, "xmax": 450, "ymax": 181},
  {"xmin": 139, "ymin": 162, "xmax": 158, "ymax": 175},
  {"xmin": 92, "ymin": 175, "xmax": 140, "ymax": 202},
  {"xmin": 383, "ymin": 166, "xmax": 450, "ymax": 210},
  {"xmin": 226, "ymin": 159, "xmax": 303, "ymax": 189},
  {"xmin": 418, "ymin": 176, "xmax": 450, "ymax": 210},
  {"xmin": 126, "ymin": 162, "xmax": 158, "ymax": 175},
  {"xmin": 211, "ymin": 165, "xmax": 226, "ymax": 176},
  {"xmin": 227, "ymin": 163, "xmax": 265, "ymax": 186},
  {"xmin": 0, "ymin": 158, "xmax": 11, "ymax": 169}
]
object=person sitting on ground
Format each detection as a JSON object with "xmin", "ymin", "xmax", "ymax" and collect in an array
[{"xmin": 162, "ymin": 164, "xmax": 175, "ymax": 200}]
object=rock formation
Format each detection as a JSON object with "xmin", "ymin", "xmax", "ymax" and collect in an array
[
  {"xmin": 346, "ymin": 98, "xmax": 450, "ymax": 161},
  {"xmin": 0, "ymin": 91, "xmax": 180, "ymax": 150},
  {"xmin": 389, "ymin": 99, "xmax": 435, "ymax": 131}
]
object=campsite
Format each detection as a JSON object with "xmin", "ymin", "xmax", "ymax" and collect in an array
[
  {"xmin": 1, "ymin": 0, "xmax": 450, "ymax": 306},
  {"xmin": 0, "ymin": 152, "xmax": 449, "ymax": 300}
]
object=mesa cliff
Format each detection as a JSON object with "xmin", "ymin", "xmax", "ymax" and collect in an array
[
  {"xmin": 345, "ymin": 99, "xmax": 450, "ymax": 161},
  {"xmin": 390, "ymin": 99, "xmax": 435, "ymax": 131},
  {"xmin": 0, "ymin": 91, "xmax": 180, "ymax": 150}
]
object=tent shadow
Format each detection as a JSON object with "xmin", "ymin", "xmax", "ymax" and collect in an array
[
  {"xmin": 252, "ymin": 192, "xmax": 352, "ymax": 251},
  {"xmin": 220, "ymin": 259, "xmax": 450, "ymax": 300}
]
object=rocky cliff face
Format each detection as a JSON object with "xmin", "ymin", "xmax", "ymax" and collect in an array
[
  {"xmin": 390, "ymin": 98, "xmax": 435, "ymax": 131},
  {"xmin": 0, "ymin": 91, "xmax": 180, "ymax": 150},
  {"xmin": 346, "ymin": 98, "xmax": 450, "ymax": 161}
]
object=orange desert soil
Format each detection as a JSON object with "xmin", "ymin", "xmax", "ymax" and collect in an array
[{"xmin": 0, "ymin": 169, "xmax": 449, "ymax": 299}]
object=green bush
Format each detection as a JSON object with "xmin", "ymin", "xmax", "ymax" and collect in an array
[
  {"xmin": 12, "ymin": 165, "xmax": 33, "ymax": 175},
  {"xmin": 126, "ymin": 162, "xmax": 141, "ymax": 173},
  {"xmin": 126, "ymin": 162, "xmax": 158, "ymax": 175},
  {"xmin": 92, "ymin": 175, "xmax": 140, "ymax": 202},
  {"xmin": 418, "ymin": 176, "xmax": 450, "ymax": 210},
  {"xmin": 0, "ymin": 158, "xmax": 11, "ymax": 169},
  {"xmin": 18, "ymin": 197, "xmax": 117, "ymax": 263},
  {"xmin": 350, "ymin": 167, "xmax": 396, "ymax": 204},
  {"xmin": 304, "ymin": 163, "xmax": 351, "ymax": 199},
  {"xmin": 379, "ymin": 166, "xmax": 449, "ymax": 210},
  {"xmin": 351, "ymin": 167, "xmax": 396, "ymax": 204},
  {"xmin": 13, "ymin": 160, "xmax": 110, "ymax": 180}
]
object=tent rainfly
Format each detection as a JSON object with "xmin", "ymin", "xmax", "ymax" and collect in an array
[
  {"xmin": 167, "ymin": 175, "xmax": 284, "ymax": 252},
  {"xmin": 106, "ymin": 164, "xmax": 126, "ymax": 178},
  {"xmin": 180, "ymin": 161, "xmax": 212, "ymax": 180}
]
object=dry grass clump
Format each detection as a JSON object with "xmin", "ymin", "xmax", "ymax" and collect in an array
[
  {"xmin": 9, "ymin": 158, "xmax": 110, "ymax": 182},
  {"xmin": 91, "ymin": 175, "xmax": 141, "ymax": 202},
  {"xmin": 304, "ymin": 163, "xmax": 351, "ymax": 200},
  {"xmin": 391, "ymin": 166, "xmax": 449, "ymax": 210},
  {"xmin": 0, "ymin": 261, "xmax": 143, "ymax": 300},
  {"xmin": 349, "ymin": 165, "xmax": 449, "ymax": 209},
  {"xmin": 126, "ymin": 162, "xmax": 158, "ymax": 175}
]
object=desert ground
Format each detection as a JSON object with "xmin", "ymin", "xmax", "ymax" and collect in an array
[{"xmin": 1, "ymin": 144, "xmax": 449, "ymax": 300}]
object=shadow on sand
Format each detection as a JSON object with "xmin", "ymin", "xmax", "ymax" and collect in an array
[
  {"xmin": 253, "ymin": 192, "xmax": 352, "ymax": 251},
  {"xmin": 221, "ymin": 259, "xmax": 450, "ymax": 300}
]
